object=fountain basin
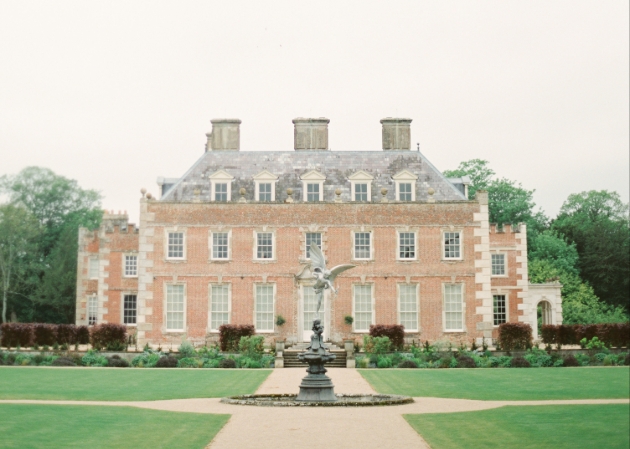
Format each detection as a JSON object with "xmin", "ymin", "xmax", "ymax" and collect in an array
[{"xmin": 220, "ymin": 393, "xmax": 413, "ymax": 407}]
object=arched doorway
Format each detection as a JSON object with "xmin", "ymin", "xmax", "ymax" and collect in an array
[{"xmin": 537, "ymin": 300, "xmax": 552, "ymax": 336}]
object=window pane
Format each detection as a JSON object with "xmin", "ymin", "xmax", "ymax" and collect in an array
[
  {"xmin": 166, "ymin": 285, "xmax": 185, "ymax": 330},
  {"xmin": 307, "ymin": 183, "xmax": 320, "ymax": 202},
  {"xmin": 399, "ymin": 285, "xmax": 418, "ymax": 330},
  {"xmin": 168, "ymin": 232, "xmax": 184, "ymax": 258},
  {"xmin": 444, "ymin": 284, "xmax": 463, "ymax": 330},
  {"xmin": 256, "ymin": 285, "xmax": 274, "ymax": 331},
  {"xmin": 353, "ymin": 285, "xmax": 372, "ymax": 331},
  {"xmin": 493, "ymin": 295, "xmax": 506, "ymax": 325},
  {"xmin": 213, "ymin": 232, "xmax": 229, "ymax": 259},
  {"xmin": 399, "ymin": 232, "xmax": 415, "ymax": 259},
  {"xmin": 124, "ymin": 255, "xmax": 137, "ymax": 277},
  {"xmin": 88, "ymin": 296, "xmax": 98, "ymax": 325},
  {"xmin": 259, "ymin": 183, "xmax": 272, "ymax": 201},
  {"xmin": 257, "ymin": 232, "xmax": 273, "ymax": 259},
  {"xmin": 211, "ymin": 285, "xmax": 230, "ymax": 330},
  {"xmin": 354, "ymin": 232, "xmax": 371, "ymax": 259},
  {"xmin": 444, "ymin": 232, "xmax": 460, "ymax": 259},
  {"xmin": 305, "ymin": 232, "xmax": 322, "ymax": 259},
  {"xmin": 354, "ymin": 183, "xmax": 368, "ymax": 202},
  {"xmin": 492, "ymin": 254, "xmax": 505, "ymax": 275},
  {"xmin": 123, "ymin": 294, "xmax": 137, "ymax": 324},
  {"xmin": 89, "ymin": 258, "xmax": 99, "ymax": 279},
  {"xmin": 303, "ymin": 287, "xmax": 322, "ymax": 329},
  {"xmin": 215, "ymin": 183, "xmax": 228, "ymax": 201},
  {"xmin": 399, "ymin": 183, "xmax": 412, "ymax": 201}
]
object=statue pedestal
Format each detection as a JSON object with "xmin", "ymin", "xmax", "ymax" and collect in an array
[{"xmin": 296, "ymin": 328, "xmax": 337, "ymax": 402}]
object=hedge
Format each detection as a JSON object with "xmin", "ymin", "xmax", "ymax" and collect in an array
[
  {"xmin": 33, "ymin": 324, "xmax": 57, "ymax": 346},
  {"xmin": 497, "ymin": 322, "xmax": 533, "ymax": 352},
  {"xmin": 541, "ymin": 323, "xmax": 630, "ymax": 348},
  {"xmin": 0, "ymin": 323, "xmax": 34, "ymax": 348},
  {"xmin": 0, "ymin": 323, "xmax": 122, "ymax": 348},
  {"xmin": 219, "ymin": 324, "xmax": 255, "ymax": 352},
  {"xmin": 90, "ymin": 324, "xmax": 127, "ymax": 351},
  {"xmin": 369, "ymin": 324, "xmax": 405, "ymax": 350}
]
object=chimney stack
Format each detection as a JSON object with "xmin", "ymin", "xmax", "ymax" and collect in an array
[
  {"xmin": 292, "ymin": 118, "xmax": 329, "ymax": 150},
  {"xmin": 381, "ymin": 118, "xmax": 412, "ymax": 150},
  {"xmin": 206, "ymin": 119, "xmax": 241, "ymax": 151}
]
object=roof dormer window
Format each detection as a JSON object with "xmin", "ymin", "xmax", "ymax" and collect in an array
[
  {"xmin": 348, "ymin": 170, "xmax": 374, "ymax": 202},
  {"xmin": 392, "ymin": 170, "xmax": 418, "ymax": 201},
  {"xmin": 300, "ymin": 170, "xmax": 327, "ymax": 202},
  {"xmin": 209, "ymin": 170, "xmax": 234, "ymax": 202}
]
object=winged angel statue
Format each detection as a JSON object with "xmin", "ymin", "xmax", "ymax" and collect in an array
[{"xmin": 309, "ymin": 242, "xmax": 355, "ymax": 317}]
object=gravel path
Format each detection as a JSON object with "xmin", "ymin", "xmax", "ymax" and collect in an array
[{"xmin": 2, "ymin": 368, "xmax": 628, "ymax": 449}]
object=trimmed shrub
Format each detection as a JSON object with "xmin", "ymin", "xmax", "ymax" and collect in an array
[
  {"xmin": 107, "ymin": 355, "xmax": 130, "ymax": 368},
  {"xmin": 177, "ymin": 357, "xmax": 201, "ymax": 368},
  {"xmin": 540, "ymin": 325, "xmax": 557, "ymax": 346},
  {"xmin": 56, "ymin": 324, "xmax": 77, "ymax": 345},
  {"xmin": 511, "ymin": 356, "xmax": 531, "ymax": 368},
  {"xmin": 15, "ymin": 354, "xmax": 35, "ymax": 366},
  {"xmin": 219, "ymin": 358, "xmax": 236, "ymax": 368},
  {"xmin": 238, "ymin": 336, "xmax": 265, "ymax": 360},
  {"xmin": 438, "ymin": 356, "xmax": 453, "ymax": 368},
  {"xmin": 52, "ymin": 357, "xmax": 77, "ymax": 367},
  {"xmin": 131, "ymin": 351, "xmax": 162, "ymax": 368},
  {"xmin": 562, "ymin": 354, "xmax": 581, "ymax": 366},
  {"xmin": 497, "ymin": 323, "xmax": 532, "ymax": 352},
  {"xmin": 178, "ymin": 341, "xmax": 196, "ymax": 358},
  {"xmin": 377, "ymin": 356, "xmax": 393, "ymax": 368},
  {"xmin": 76, "ymin": 326, "xmax": 90, "ymax": 345},
  {"xmin": 456, "ymin": 355, "xmax": 476, "ymax": 368},
  {"xmin": 369, "ymin": 324, "xmax": 405, "ymax": 351},
  {"xmin": 82, "ymin": 350, "xmax": 108, "ymax": 367},
  {"xmin": 219, "ymin": 324, "xmax": 255, "ymax": 352},
  {"xmin": 33, "ymin": 324, "xmax": 57, "ymax": 346},
  {"xmin": 156, "ymin": 356, "xmax": 179, "ymax": 368},
  {"xmin": 0, "ymin": 323, "xmax": 34, "ymax": 348},
  {"xmin": 90, "ymin": 324, "xmax": 127, "ymax": 351},
  {"xmin": 398, "ymin": 359, "xmax": 418, "ymax": 368}
]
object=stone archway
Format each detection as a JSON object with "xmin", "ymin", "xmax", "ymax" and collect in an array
[
  {"xmin": 524, "ymin": 283, "xmax": 563, "ymax": 341},
  {"xmin": 537, "ymin": 300, "xmax": 553, "ymax": 336}
]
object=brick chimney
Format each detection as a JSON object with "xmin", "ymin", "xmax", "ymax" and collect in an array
[
  {"xmin": 205, "ymin": 119, "xmax": 241, "ymax": 151},
  {"xmin": 292, "ymin": 118, "xmax": 329, "ymax": 150},
  {"xmin": 381, "ymin": 118, "xmax": 412, "ymax": 150}
]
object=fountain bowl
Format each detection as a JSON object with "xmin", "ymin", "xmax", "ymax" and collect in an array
[{"xmin": 220, "ymin": 393, "xmax": 413, "ymax": 407}]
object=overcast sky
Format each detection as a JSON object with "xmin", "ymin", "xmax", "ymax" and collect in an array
[{"xmin": 1, "ymin": 1, "xmax": 628, "ymax": 224}]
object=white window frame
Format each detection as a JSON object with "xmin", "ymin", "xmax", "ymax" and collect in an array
[
  {"xmin": 348, "ymin": 170, "xmax": 374, "ymax": 202},
  {"xmin": 209, "ymin": 283, "xmax": 231, "ymax": 332},
  {"xmin": 209, "ymin": 230, "xmax": 231, "ymax": 261},
  {"xmin": 254, "ymin": 283, "xmax": 275, "ymax": 333},
  {"xmin": 88, "ymin": 257, "xmax": 99, "ymax": 280},
  {"xmin": 87, "ymin": 294, "xmax": 98, "ymax": 325},
  {"xmin": 164, "ymin": 283, "xmax": 186, "ymax": 332},
  {"xmin": 352, "ymin": 230, "xmax": 373, "ymax": 261},
  {"xmin": 165, "ymin": 229, "xmax": 186, "ymax": 260},
  {"xmin": 398, "ymin": 284, "xmax": 419, "ymax": 332},
  {"xmin": 122, "ymin": 292, "xmax": 138, "ymax": 326},
  {"xmin": 491, "ymin": 253, "xmax": 507, "ymax": 277},
  {"xmin": 300, "ymin": 170, "xmax": 326, "ymax": 202},
  {"xmin": 493, "ymin": 293, "xmax": 508, "ymax": 326},
  {"xmin": 392, "ymin": 170, "xmax": 418, "ymax": 201},
  {"xmin": 123, "ymin": 254, "xmax": 138, "ymax": 277},
  {"xmin": 253, "ymin": 170, "xmax": 278, "ymax": 202},
  {"xmin": 352, "ymin": 283, "xmax": 374, "ymax": 333},
  {"xmin": 442, "ymin": 230, "xmax": 463, "ymax": 260},
  {"xmin": 443, "ymin": 283, "xmax": 465, "ymax": 332},
  {"xmin": 209, "ymin": 169, "xmax": 234, "ymax": 202},
  {"xmin": 253, "ymin": 230, "xmax": 276, "ymax": 261},
  {"xmin": 305, "ymin": 232, "xmax": 322, "ymax": 260},
  {"xmin": 397, "ymin": 230, "xmax": 417, "ymax": 261}
]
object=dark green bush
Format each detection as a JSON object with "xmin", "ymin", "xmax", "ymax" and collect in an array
[
  {"xmin": 438, "ymin": 356, "xmax": 453, "ymax": 368},
  {"xmin": 219, "ymin": 358, "xmax": 236, "ymax": 368},
  {"xmin": 5, "ymin": 353, "xmax": 17, "ymax": 365},
  {"xmin": 238, "ymin": 336, "xmax": 265, "ymax": 360},
  {"xmin": 33, "ymin": 354, "xmax": 45, "ymax": 365},
  {"xmin": 398, "ymin": 359, "xmax": 418, "ymax": 368},
  {"xmin": 562, "ymin": 354, "xmax": 579, "ymax": 367},
  {"xmin": 376, "ymin": 356, "xmax": 393, "ymax": 368},
  {"xmin": 624, "ymin": 353, "xmax": 630, "ymax": 366},
  {"xmin": 177, "ymin": 357, "xmax": 201, "ymax": 368},
  {"xmin": 178, "ymin": 341, "xmax": 196, "ymax": 358},
  {"xmin": 456, "ymin": 355, "xmax": 476, "ymax": 368},
  {"xmin": 52, "ymin": 357, "xmax": 77, "ymax": 367},
  {"xmin": 511, "ymin": 356, "xmax": 531, "ymax": 368},
  {"xmin": 107, "ymin": 355, "xmax": 130, "ymax": 367},
  {"xmin": 82, "ymin": 349, "xmax": 108, "ymax": 367},
  {"xmin": 155, "ymin": 356, "xmax": 179, "ymax": 368}
]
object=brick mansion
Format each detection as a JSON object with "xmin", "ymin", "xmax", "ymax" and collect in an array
[{"xmin": 76, "ymin": 118, "xmax": 562, "ymax": 346}]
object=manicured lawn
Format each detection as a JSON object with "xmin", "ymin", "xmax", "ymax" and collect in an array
[
  {"xmin": 405, "ymin": 404, "xmax": 630, "ymax": 449},
  {"xmin": 0, "ymin": 404, "xmax": 229, "ymax": 449},
  {"xmin": 0, "ymin": 367, "xmax": 270, "ymax": 401},
  {"xmin": 361, "ymin": 367, "xmax": 630, "ymax": 400}
]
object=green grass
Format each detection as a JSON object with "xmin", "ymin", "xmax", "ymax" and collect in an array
[
  {"xmin": 0, "ymin": 367, "xmax": 270, "ymax": 401},
  {"xmin": 405, "ymin": 404, "xmax": 630, "ymax": 449},
  {"xmin": 0, "ymin": 404, "xmax": 229, "ymax": 449},
  {"xmin": 360, "ymin": 367, "xmax": 630, "ymax": 400}
]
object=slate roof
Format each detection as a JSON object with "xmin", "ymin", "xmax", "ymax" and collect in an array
[{"xmin": 160, "ymin": 150, "xmax": 467, "ymax": 203}]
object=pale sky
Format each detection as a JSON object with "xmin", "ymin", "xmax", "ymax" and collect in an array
[{"xmin": 1, "ymin": 1, "xmax": 628, "ymax": 224}]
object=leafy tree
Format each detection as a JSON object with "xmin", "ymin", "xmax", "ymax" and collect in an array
[
  {"xmin": 552, "ymin": 191, "xmax": 629, "ymax": 310},
  {"xmin": 0, "ymin": 167, "xmax": 102, "ymax": 323},
  {"xmin": 528, "ymin": 259, "xmax": 627, "ymax": 324},
  {"xmin": 529, "ymin": 230, "xmax": 580, "ymax": 276},
  {"xmin": 443, "ymin": 158, "xmax": 494, "ymax": 199},
  {"xmin": 0, "ymin": 205, "xmax": 40, "ymax": 323}
]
